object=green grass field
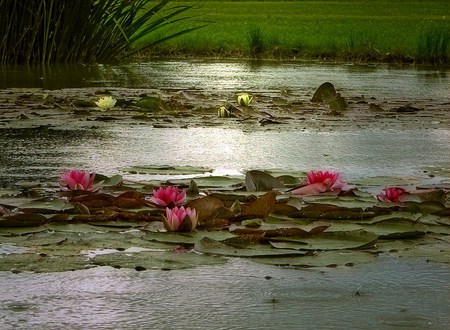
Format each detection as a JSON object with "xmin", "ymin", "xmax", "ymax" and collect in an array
[{"xmin": 137, "ymin": 0, "xmax": 450, "ymax": 63}]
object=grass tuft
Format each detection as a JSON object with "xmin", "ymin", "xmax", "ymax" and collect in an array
[{"xmin": 417, "ymin": 23, "xmax": 450, "ymax": 65}]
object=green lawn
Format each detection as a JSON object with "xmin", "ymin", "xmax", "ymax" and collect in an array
[{"xmin": 136, "ymin": 0, "xmax": 450, "ymax": 63}]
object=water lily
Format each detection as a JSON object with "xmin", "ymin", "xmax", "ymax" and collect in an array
[
  {"xmin": 162, "ymin": 206, "xmax": 198, "ymax": 232},
  {"xmin": 306, "ymin": 170, "xmax": 346, "ymax": 190},
  {"xmin": 95, "ymin": 96, "xmax": 117, "ymax": 110},
  {"xmin": 60, "ymin": 169, "xmax": 97, "ymax": 191},
  {"xmin": 378, "ymin": 187, "xmax": 407, "ymax": 203},
  {"xmin": 149, "ymin": 186, "xmax": 186, "ymax": 207},
  {"xmin": 237, "ymin": 93, "xmax": 253, "ymax": 107},
  {"xmin": 218, "ymin": 106, "xmax": 231, "ymax": 118},
  {"xmin": 291, "ymin": 169, "xmax": 345, "ymax": 195}
]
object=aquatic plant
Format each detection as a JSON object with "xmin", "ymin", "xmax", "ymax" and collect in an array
[
  {"xmin": 95, "ymin": 96, "xmax": 117, "ymax": 111},
  {"xmin": 218, "ymin": 106, "xmax": 231, "ymax": 118},
  {"xmin": 0, "ymin": 0, "xmax": 205, "ymax": 64},
  {"xmin": 378, "ymin": 187, "xmax": 407, "ymax": 203},
  {"xmin": 60, "ymin": 169, "xmax": 97, "ymax": 191},
  {"xmin": 416, "ymin": 23, "xmax": 450, "ymax": 65},
  {"xmin": 237, "ymin": 93, "xmax": 253, "ymax": 107},
  {"xmin": 291, "ymin": 170, "xmax": 346, "ymax": 195},
  {"xmin": 149, "ymin": 186, "xmax": 186, "ymax": 207},
  {"xmin": 248, "ymin": 25, "xmax": 265, "ymax": 58},
  {"xmin": 306, "ymin": 170, "xmax": 346, "ymax": 190},
  {"xmin": 162, "ymin": 206, "xmax": 198, "ymax": 232}
]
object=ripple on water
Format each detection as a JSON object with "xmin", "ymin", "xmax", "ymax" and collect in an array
[{"xmin": 0, "ymin": 257, "xmax": 449, "ymax": 329}]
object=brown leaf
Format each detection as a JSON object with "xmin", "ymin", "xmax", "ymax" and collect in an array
[
  {"xmin": 239, "ymin": 191, "xmax": 277, "ymax": 219},
  {"xmin": 186, "ymin": 196, "xmax": 225, "ymax": 224}
]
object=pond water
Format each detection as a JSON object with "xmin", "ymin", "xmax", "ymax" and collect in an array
[{"xmin": 1, "ymin": 60, "xmax": 450, "ymax": 329}]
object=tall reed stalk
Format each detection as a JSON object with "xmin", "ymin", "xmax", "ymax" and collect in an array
[
  {"xmin": 416, "ymin": 24, "xmax": 450, "ymax": 65},
  {"xmin": 0, "ymin": 0, "xmax": 204, "ymax": 64}
]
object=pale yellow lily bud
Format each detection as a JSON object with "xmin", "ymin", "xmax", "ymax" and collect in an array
[
  {"xmin": 237, "ymin": 93, "xmax": 253, "ymax": 107},
  {"xmin": 218, "ymin": 106, "xmax": 231, "ymax": 118}
]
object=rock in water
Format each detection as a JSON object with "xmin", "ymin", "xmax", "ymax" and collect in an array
[{"xmin": 311, "ymin": 82, "xmax": 336, "ymax": 102}]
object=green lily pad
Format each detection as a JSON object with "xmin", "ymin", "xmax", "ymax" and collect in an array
[
  {"xmin": 349, "ymin": 176, "xmax": 421, "ymax": 186},
  {"xmin": 18, "ymin": 198, "xmax": 73, "ymax": 213},
  {"xmin": 135, "ymin": 96, "xmax": 162, "ymax": 111},
  {"xmin": 0, "ymin": 253, "xmax": 92, "ymax": 272},
  {"xmin": 269, "ymin": 230, "xmax": 378, "ymax": 250},
  {"xmin": 120, "ymin": 165, "xmax": 213, "ymax": 176},
  {"xmin": 194, "ymin": 237, "xmax": 308, "ymax": 257},
  {"xmin": 252, "ymin": 250, "xmax": 377, "ymax": 268},
  {"xmin": 168, "ymin": 176, "xmax": 244, "ymax": 189},
  {"xmin": 361, "ymin": 219, "xmax": 428, "ymax": 239},
  {"xmin": 388, "ymin": 240, "xmax": 450, "ymax": 263},
  {"xmin": 92, "ymin": 249, "xmax": 226, "ymax": 271},
  {"xmin": 144, "ymin": 230, "xmax": 236, "ymax": 245}
]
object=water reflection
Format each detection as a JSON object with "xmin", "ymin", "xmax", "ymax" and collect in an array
[
  {"xmin": 1, "ymin": 60, "xmax": 449, "ymax": 102},
  {"xmin": 1, "ymin": 126, "xmax": 449, "ymax": 187}
]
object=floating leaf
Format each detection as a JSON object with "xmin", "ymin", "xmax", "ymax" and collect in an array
[
  {"xmin": 194, "ymin": 237, "xmax": 307, "ymax": 257},
  {"xmin": 239, "ymin": 191, "xmax": 276, "ymax": 219},
  {"xmin": 245, "ymin": 170, "xmax": 285, "ymax": 191},
  {"xmin": 0, "ymin": 213, "xmax": 48, "ymax": 227},
  {"xmin": 120, "ymin": 165, "xmax": 213, "ymax": 175},
  {"xmin": 135, "ymin": 96, "xmax": 162, "ymax": 111},
  {"xmin": 270, "ymin": 230, "xmax": 378, "ymax": 250},
  {"xmin": 361, "ymin": 219, "xmax": 428, "ymax": 239},
  {"xmin": 252, "ymin": 250, "xmax": 377, "ymax": 268}
]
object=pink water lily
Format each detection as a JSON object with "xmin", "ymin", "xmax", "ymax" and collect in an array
[
  {"xmin": 149, "ymin": 186, "xmax": 186, "ymax": 207},
  {"xmin": 378, "ymin": 187, "xmax": 407, "ymax": 203},
  {"xmin": 60, "ymin": 169, "xmax": 97, "ymax": 191},
  {"xmin": 162, "ymin": 206, "xmax": 198, "ymax": 232},
  {"xmin": 292, "ymin": 169, "xmax": 345, "ymax": 195}
]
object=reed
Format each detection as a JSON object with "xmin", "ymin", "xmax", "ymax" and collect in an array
[
  {"xmin": 0, "ymin": 0, "xmax": 203, "ymax": 64},
  {"xmin": 417, "ymin": 24, "xmax": 450, "ymax": 65},
  {"xmin": 247, "ymin": 26, "xmax": 265, "ymax": 58}
]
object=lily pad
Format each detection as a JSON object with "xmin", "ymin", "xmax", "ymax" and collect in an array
[
  {"xmin": 252, "ymin": 250, "xmax": 377, "ymax": 268},
  {"xmin": 245, "ymin": 170, "xmax": 285, "ymax": 191},
  {"xmin": 92, "ymin": 249, "xmax": 227, "ymax": 270},
  {"xmin": 269, "ymin": 230, "xmax": 378, "ymax": 250},
  {"xmin": 349, "ymin": 176, "xmax": 421, "ymax": 186},
  {"xmin": 120, "ymin": 165, "xmax": 213, "ymax": 175},
  {"xmin": 361, "ymin": 219, "xmax": 428, "ymax": 239},
  {"xmin": 194, "ymin": 237, "xmax": 308, "ymax": 257}
]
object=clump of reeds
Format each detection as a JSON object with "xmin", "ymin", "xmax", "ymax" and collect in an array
[
  {"xmin": 416, "ymin": 23, "xmax": 450, "ymax": 65},
  {"xmin": 247, "ymin": 26, "xmax": 265, "ymax": 58},
  {"xmin": 0, "ymin": 0, "xmax": 204, "ymax": 64}
]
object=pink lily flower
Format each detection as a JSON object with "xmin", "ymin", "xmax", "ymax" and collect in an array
[
  {"xmin": 162, "ymin": 206, "xmax": 198, "ymax": 232},
  {"xmin": 60, "ymin": 169, "xmax": 97, "ymax": 191},
  {"xmin": 292, "ymin": 169, "xmax": 345, "ymax": 195},
  {"xmin": 149, "ymin": 186, "xmax": 186, "ymax": 207},
  {"xmin": 378, "ymin": 187, "xmax": 407, "ymax": 203}
]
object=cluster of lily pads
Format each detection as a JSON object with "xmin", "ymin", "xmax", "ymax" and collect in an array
[
  {"xmin": 58, "ymin": 168, "xmax": 411, "ymax": 234},
  {"xmin": 0, "ymin": 166, "xmax": 449, "ymax": 272}
]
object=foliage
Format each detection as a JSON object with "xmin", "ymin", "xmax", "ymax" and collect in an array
[
  {"xmin": 138, "ymin": 1, "xmax": 450, "ymax": 64},
  {"xmin": 416, "ymin": 23, "xmax": 450, "ymax": 65},
  {"xmin": 1, "ymin": 169, "xmax": 449, "ymax": 272},
  {"xmin": 0, "ymin": 0, "xmax": 204, "ymax": 64}
]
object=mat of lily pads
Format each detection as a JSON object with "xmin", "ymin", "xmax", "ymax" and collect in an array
[{"xmin": 1, "ymin": 168, "xmax": 449, "ymax": 273}]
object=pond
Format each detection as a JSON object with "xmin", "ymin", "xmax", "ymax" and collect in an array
[{"xmin": 0, "ymin": 60, "xmax": 449, "ymax": 329}]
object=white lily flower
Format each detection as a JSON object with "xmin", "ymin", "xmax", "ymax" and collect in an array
[
  {"xmin": 237, "ymin": 93, "xmax": 253, "ymax": 107},
  {"xmin": 95, "ymin": 96, "xmax": 117, "ymax": 110}
]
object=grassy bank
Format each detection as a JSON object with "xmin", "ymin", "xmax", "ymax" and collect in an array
[{"xmin": 137, "ymin": 0, "xmax": 450, "ymax": 64}]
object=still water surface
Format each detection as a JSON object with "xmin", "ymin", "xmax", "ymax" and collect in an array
[{"xmin": 1, "ymin": 60, "xmax": 450, "ymax": 329}]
